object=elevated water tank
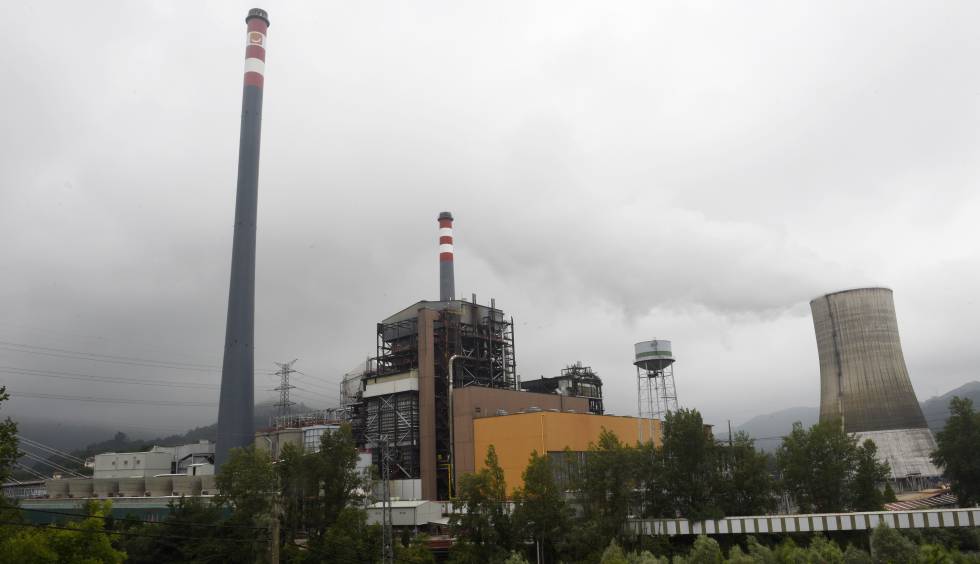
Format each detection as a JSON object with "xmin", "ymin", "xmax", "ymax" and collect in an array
[{"xmin": 634, "ymin": 340, "xmax": 674, "ymax": 371}]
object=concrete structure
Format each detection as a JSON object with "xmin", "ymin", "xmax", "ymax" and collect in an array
[
  {"xmin": 366, "ymin": 500, "xmax": 444, "ymax": 528},
  {"xmin": 91, "ymin": 441, "xmax": 215, "ymax": 479},
  {"xmin": 217, "ymin": 8, "xmax": 271, "ymax": 469},
  {"xmin": 629, "ymin": 508, "xmax": 980, "ymax": 537},
  {"xmin": 93, "ymin": 450, "xmax": 174, "ymax": 479},
  {"xmin": 810, "ymin": 288, "xmax": 941, "ymax": 481},
  {"xmin": 473, "ymin": 411, "xmax": 661, "ymax": 494}
]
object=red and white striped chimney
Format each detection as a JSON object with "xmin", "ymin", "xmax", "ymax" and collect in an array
[{"xmin": 438, "ymin": 212, "xmax": 454, "ymax": 301}]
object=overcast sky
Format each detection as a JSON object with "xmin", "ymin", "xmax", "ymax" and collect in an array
[{"xmin": 2, "ymin": 1, "xmax": 979, "ymax": 436}]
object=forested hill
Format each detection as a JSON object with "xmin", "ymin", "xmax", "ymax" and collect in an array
[{"xmin": 729, "ymin": 381, "xmax": 980, "ymax": 451}]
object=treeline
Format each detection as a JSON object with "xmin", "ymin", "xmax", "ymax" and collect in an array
[
  {"xmin": 2, "ymin": 386, "xmax": 980, "ymax": 563},
  {"xmin": 449, "ymin": 408, "xmax": 893, "ymax": 563}
]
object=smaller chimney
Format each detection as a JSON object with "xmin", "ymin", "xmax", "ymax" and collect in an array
[{"xmin": 438, "ymin": 212, "xmax": 455, "ymax": 301}]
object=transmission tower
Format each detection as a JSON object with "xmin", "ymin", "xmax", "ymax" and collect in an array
[
  {"xmin": 380, "ymin": 437, "xmax": 395, "ymax": 564},
  {"xmin": 273, "ymin": 359, "xmax": 298, "ymax": 419}
]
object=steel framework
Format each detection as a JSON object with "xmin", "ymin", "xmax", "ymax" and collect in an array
[{"xmin": 637, "ymin": 363, "xmax": 677, "ymax": 421}]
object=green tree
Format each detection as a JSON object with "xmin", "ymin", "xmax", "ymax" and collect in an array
[
  {"xmin": 599, "ymin": 539, "xmax": 629, "ymax": 564},
  {"xmin": 808, "ymin": 534, "xmax": 844, "ymax": 564},
  {"xmin": 633, "ymin": 441, "xmax": 671, "ymax": 519},
  {"xmin": 283, "ymin": 424, "xmax": 365, "ymax": 553},
  {"xmin": 726, "ymin": 545, "xmax": 755, "ymax": 564},
  {"xmin": 931, "ymin": 397, "xmax": 980, "ymax": 506},
  {"xmin": 214, "ymin": 445, "xmax": 276, "ymax": 561},
  {"xmin": 687, "ymin": 535, "xmax": 723, "ymax": 564},
  {"xmin": 0, "ymin": 387, "xmax": 19, "ymax": 487},
  {"xmin": 743, "ymin": 536, "xmax": 776, "ymax": 564},
  {"xmin": 843, "ymin": 545, "xmax": 873, "ymax": 564},
  {"xmin": 869, "ymin": 524, "xmax": 916, "ymax": 564},
  {"xmin": 0, "ymin": 501, "xmax": 125, "ymax": 564},
  {"xmin": 215, "ymin": 445, "xmax": 275, "ymax": 523},
  {"xmin": 579, "ymin": 429, "xmax": 635, "ymax": 548},
  {"xmin": 503, "ymin": 551, "xmax": 531, "ymax": 564},
  {"xmin": 317, "ymin": 506, "xmax": 381, "ymax": 564},
  {"xmin": 627, "ymin": 550, "xmax": 668, "ymax": 564},
  {"xmin": 851, "ymin": 439, "xmax": 892, "ymax": 511},
  {"xmin": 661, "ymin": 409, "xmax": 722, "ymax": 520},
  {"xmin": 450, "ymin": 445, "xmax": 512, "ymax": 563},
  {"xmin": 717, "ymin": 432, "xmax": 775, "ymax": 516},
  {"xmin": 777, "ymin": 420, "xmax": 882, "ymax": 512},
  {"xmin": 116, "ymin": 496, "xmax": 237, "ymax": 564},
  {"xmin": 512, "ymin": 450, "xmax": 569, "ymax": 563},
  {"xmin": 396, "ymin": 534, "xmax": 436, "ymax": 564}
]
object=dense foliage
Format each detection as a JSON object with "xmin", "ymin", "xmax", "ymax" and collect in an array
[
  {"xmin": 777, "ymin": 420, "xmax": 892, "ymax": 512},
  {"xmin": 931, "ymin": 396, "xmax": 980, "ymax": 507}
]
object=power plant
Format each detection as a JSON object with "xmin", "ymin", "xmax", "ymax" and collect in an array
[
  {"xmin": 810, "ymin": 287, "xmax": 941, "ymax": 484},
  {"xmin": 216, "ymin": 8, "xmax": 271, "ymax": 468}
]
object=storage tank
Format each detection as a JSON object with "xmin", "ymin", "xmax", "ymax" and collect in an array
[
  {"xmin": 117, "ymin": 478, "xmax": 145, "ymax": 497},
  {"xmin": 144, "ymin": 476, "xmax": 172, "ymax": 497},
  {"xmin": 67, "ymin": 478, "xmax": 93, "ymax": 498},
  {"xmin": 171, "ymin": 475, "xmax": 201, "ymax": 496},
  {"xmin": 45, "ymin": 479, "xmax": 69, "ymax": 499},
  {"xmin": 200, "ymin": 475, "xmax": 218, "ymax": 495},
  {"xmin": 93, "ymin": 479, "xmax": 118, "ymax": 498},
  {"xmin": 633, "ymin": 340, "xmax": 674, "ymax": 371}
]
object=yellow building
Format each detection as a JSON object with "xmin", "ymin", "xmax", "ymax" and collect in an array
[{"xmin": 473, "ymin": 411, "xmax": 661, "ymax": 494}]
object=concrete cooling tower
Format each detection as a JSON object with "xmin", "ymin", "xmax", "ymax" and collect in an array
[{"xmin": 810, "ymin": 287, "xmax": 940, "ymax": 482}]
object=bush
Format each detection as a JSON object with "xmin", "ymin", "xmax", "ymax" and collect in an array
[
  {"xmin": 725, "ymin": 545, "xmax": 755, "ymax": 564},
  {"xmin": 687, "ymin": 535, "xmax": 723, "ymax": 564},
  {"xmin": 808, "ymin": 534, "xmax": 844, "ymax": 564},
  {"xmin": 600, "ymin": 539, "xmax": 629, "ymax": 564},
  {"xmin": 843, "ymin": 545, "xmax": 872, "ymax": 564},
  {"xmin": 870, "ymin": 524, "xmax": 917, "ymax": 564}
]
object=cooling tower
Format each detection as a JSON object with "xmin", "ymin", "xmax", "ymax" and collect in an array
[{"xmin": 810, "ymin": 287, "xmax": 940, "ymax": 480}]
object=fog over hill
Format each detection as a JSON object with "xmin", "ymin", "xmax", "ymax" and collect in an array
[{"xmin": 723, "ymin": 381, "xmax": 980, "ymax": 451}]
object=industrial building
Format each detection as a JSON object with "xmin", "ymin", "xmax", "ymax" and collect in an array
[
  {"xmin": 810, "ymin": 287, "xmax": 941, "ymax": 485},
  {"xmin": 474, "ymin": 410, "xmax": 661, "ymax": 494},
  {"xmin": 35, "ymin": 439, "xmax": 219, "ymax": 501},
  {"xmin": 520, "ymin": 362, "xmax": 604, "ymax": 414},
  {"xmin": 337, "ymin": 212, "xmax": 663, "ymax": 501}
]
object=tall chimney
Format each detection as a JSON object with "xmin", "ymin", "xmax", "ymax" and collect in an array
[
  {"xmin": 438, "ymin": 212, "xmax": 455, "ymax": 301},
  {"xmin": 216, "ymin": 8, "xmax": 270, "ymax": 469}
]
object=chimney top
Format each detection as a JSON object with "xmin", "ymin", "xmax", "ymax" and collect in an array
[{"xmin": 246, "ymin": 8, "xmax": 270, "ymax": 26}]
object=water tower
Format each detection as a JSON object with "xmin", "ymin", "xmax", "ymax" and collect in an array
[{"xmin": 634, "ymin": 340, "xmax": 678, "ymax": 425}]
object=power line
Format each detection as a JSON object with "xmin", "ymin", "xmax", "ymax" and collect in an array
[
  {"xmin": 13, "ymin": 462, "xmax": 48, "ymax": 480},
  {"xmin": 17, "ymin": 435, "xmax": 86, "ymax": 464},
  {"xmin": 0, "ymin": 342, "xmax": 217, "ymax": 373},
  {"xmin": 0, "ymin": 366, "xmax": 217, "ymax": 390},
  {"xmin": 9, "ymin": 392, "xmax": 216, "ymax": 408},
  {"xmin": 17, "ymin": 451, "xmax": 86, "ymax": 478}
]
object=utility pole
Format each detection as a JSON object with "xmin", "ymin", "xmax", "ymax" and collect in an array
[
  {"xmin": 273, "ymin": 359, "xmax": 298, "ymax": 419},
  {"xmin": 380, "ymin": 437, "xmax": 395, "ymax": 564}
]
